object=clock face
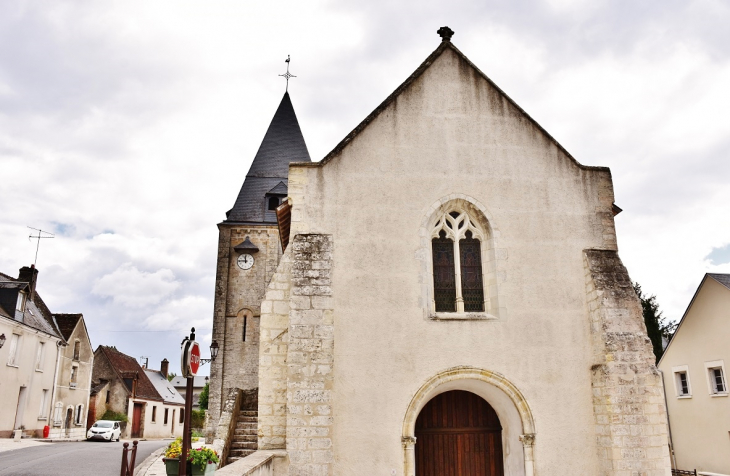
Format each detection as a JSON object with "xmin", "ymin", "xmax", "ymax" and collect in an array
[{"xmin": 237, "ymin": 253, "xmax": 254, "ymax": 270}]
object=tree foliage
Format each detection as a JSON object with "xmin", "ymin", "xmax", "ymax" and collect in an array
[
  {"xmin": 167, "ymin": 372, "xmax": 177, "ymax": 382},
  {"xmin": 198, "ymin": 382, "xmax": 209, "ymax": 410},
  {"xmin": 633, "ymin": 282, "xmax": 677, "ymax": 363}
]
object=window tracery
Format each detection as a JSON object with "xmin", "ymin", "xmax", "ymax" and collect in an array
[{"xmin": 431, "ymin": 209, "xmax": 486, "ymax": 313}]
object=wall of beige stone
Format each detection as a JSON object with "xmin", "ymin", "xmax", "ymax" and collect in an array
[
  {"xmin": 257, "ymin": 247, "xmax": 293, "ymax": 450},
  {"xmin": 274, "ymin": 45, "xmax": 670, "ymax": 474},
  {"xmin": 584, "ymin": 250, "xmax": 671, "ymax": 476},
  {"xmin": 209, "ymin": 224, "xmax": 282, "ymax": 441}
]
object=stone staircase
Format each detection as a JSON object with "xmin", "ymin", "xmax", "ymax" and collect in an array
[{"xmin": 227, "ymin": 410, "xmax": 258, "ymax": 464}]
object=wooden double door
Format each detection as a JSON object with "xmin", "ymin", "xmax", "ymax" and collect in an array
[{"xmin": 415, "ymin": 390, "xmax": 504, "ymax": 476}]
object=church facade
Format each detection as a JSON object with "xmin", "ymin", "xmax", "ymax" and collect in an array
[{"xmin": 209, "ymin": 28, "xmax": 671, "ymax": 476}]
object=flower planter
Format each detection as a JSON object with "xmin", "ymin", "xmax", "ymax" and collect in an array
[
  {"xmin": 163, "ymin": 458, "xmax": 191, "ymax": 476},
  {"xmin": 191, "ymin": 462, "xmax": 218, "ymax": 475}
]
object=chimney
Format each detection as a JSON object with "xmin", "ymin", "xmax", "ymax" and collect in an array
[
  {"xmin": 160, "ymin": 358, "xmax": 169, "ymax": 379},
  {"xmin": 18, "ymin": 265, "xmax": 39, "ymax": 299}
]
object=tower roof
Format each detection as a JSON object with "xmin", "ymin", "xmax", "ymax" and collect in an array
[{"xmin": 225, "ymin": 91, "xmax": 311, "ymax": 223}]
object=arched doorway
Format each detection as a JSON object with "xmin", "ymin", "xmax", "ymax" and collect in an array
[
  {"xmin": 65, "ymin": 408, "xmax": 73, "ymax": 437},
  {"xmin": 415, "ymin": 390, "xmax": 504, "ymax": 475}
]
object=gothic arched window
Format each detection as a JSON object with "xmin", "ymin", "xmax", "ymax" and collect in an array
[{"xmin": 431, "ymin": 210, "xmax": 485, "ymax": 313}]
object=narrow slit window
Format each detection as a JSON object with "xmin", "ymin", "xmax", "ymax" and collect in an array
[
  {"xmin": 432, "ymin": 230, "xmax": 456, "ymax": 312},
  {"xmin": 459, "ymin": 231, "xmax": 484, "ymax": 312}
]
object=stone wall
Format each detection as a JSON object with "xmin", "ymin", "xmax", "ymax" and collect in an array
[
  {"xmin": 209, "ymin": 224, "xmax": 282, "ymax": 442},
  {"xmin": 285, "ymin": 234, "xmax": 335, "ymax": 476},
  {"xmin": 584, "ymin": 249, "xmax": 671, "ymax": 476},
  {"xmin": 258, "ymin": 247, "xmax": 293, "ymax": 450}
]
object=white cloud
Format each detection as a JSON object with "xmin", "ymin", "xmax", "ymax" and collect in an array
[{"xmin": 92, "ymin": 263, "xmax": 180, "ymax": 308}]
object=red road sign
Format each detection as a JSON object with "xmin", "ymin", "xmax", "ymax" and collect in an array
[{"xmin": 189, "ymin": 342, "xmax": 201, "ymax": 376}]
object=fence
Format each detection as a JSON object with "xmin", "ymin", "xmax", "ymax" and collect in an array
[{"xmin": 672, "ymin": 470, "xmax": 697, "ymax": 476}]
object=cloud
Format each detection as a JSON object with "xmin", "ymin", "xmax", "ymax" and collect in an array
[
  {"xmin": 91, "ymin": 263, "xmax": 180, "ymax": 308},
  {"xmin": 706, "ymin": 244, "xmax": 730, "ymax": 266}
]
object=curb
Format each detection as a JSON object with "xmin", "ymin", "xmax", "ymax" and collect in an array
[{"xmin": 136, "ymin": 446, "xmax": 166, "ymax": 476}]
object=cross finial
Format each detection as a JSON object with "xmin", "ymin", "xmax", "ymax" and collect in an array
[
  {"xmin": 437, "ymin": 26, "xmax": 454, "ymax": 42},
  {"xmin": 279, "ymin": 55, "xmax": 296, "ymax": 92}
]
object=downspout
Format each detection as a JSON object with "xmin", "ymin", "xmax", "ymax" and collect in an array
[{"xmin": 659, "ymin": 370, "xmax": 678, "ymax": 470}]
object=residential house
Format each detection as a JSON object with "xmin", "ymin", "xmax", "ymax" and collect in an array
[
  {"xmin": 170, "ymin": 375, "xmax": 209, "ymax": 409},
  {"xmin": 50, "ymin": 313, "xmax": 93, "ymax": 439},
  {"xmin": 658, "ymin": 273, "xmax": 730, "ymax": 474},
  {"xmin": 89, "ymin": 346, "xmax": 184, "ymax": 439},
  {"xmin": 0, "ymin": 265, "xmax": 92, "ymax": 439}
]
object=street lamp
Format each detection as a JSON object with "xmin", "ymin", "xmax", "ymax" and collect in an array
[
  {"xmin": 179, "ymin": 328, "xmax": 218, "ymax": 476},
  {"xmin": 0, "ymin": 334, "xmax": 5, "ymax": 349}
]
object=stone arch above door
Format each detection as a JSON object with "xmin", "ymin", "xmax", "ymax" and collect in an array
[{"xmin": 402, "ymin": 366, "xmax": 536, "ymax": 476}]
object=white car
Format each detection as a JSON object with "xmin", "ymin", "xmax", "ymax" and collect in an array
[{"xmin": 87, "ymin": 420, "xmax": 122, "ymax": 442}]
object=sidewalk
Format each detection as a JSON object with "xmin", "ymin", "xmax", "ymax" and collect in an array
[
  {"xmin": 138, "ymin": 440, "xmax": 205, "ymax": 476},
  {"xmin": 0, "ymin": 435, "xmax": 90, "ymax": 453}
]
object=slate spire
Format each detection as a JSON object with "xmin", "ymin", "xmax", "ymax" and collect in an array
[{"xmin": 225, "ymin": 92, "xmax": 311, "ymax": 223}]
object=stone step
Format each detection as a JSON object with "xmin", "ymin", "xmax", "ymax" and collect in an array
[
  {"xmin": 237, "ymin": 416, "xmax": 257, "ymax": 423},
  {"xmin": 231, "ymin": 441, "xmax": 257, "ymax": 449},
  {"xmin": 233, "ymin": 426, "xmax": 258, "ymax": 435},
  {"xmin": 232, "ymin": 433, "xmax": 257, "ymax": 441},
  {"xmin": 229, "ymin": 448, "xmax": 256, "ymax": 457},
  {"xmin": 227, "ymin": 451, "xmax": 255, "ymax": 464},
  {"xmin": 236, "ymin": 422, "xmax": 256, "ymax": 430},
  {"xmin": 239, "ymin": 411, "xmax": 257, "ymax": 417}
]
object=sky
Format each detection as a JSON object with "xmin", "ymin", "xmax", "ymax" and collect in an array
[{"xmin": 1, "ymin": 0, "xmax": 729, "ymax": 376}]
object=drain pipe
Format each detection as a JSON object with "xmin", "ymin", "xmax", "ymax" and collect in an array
[{"xmin": 659, "ymin": 370, "xmax": 678, "ymax": 470}]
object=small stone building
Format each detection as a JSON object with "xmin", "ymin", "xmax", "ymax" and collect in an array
[
  {"xmin": 208, "ymin": 28, "xmax": 672, "ymax": 475},
  {"xmin": 90, "ymin": 346, "xmax": 184, "ymax": 439}
]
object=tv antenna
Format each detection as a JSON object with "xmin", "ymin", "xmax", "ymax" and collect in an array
[
  {"xmin": 140, "ymin": 356, "xmax": 149, "ymax": 368},
  {"xmin": 28, "ymin": 227, "xmax": 54, "ymax": 266}
]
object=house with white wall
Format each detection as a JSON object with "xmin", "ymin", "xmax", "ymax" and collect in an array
[{"xmin": 658, "ymin": 273, "xmax": 730, "ymax": 475}]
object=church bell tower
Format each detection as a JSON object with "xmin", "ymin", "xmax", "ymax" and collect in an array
[{"xmin": 207, "ymin": 91, "xmax": 310, "ymax": 439}]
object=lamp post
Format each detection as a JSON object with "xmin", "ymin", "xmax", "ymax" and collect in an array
[{"xmin": 179, "ymin": 327, "xmax": 218, "ymax": 476}]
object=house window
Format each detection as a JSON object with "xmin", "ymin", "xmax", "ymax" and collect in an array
[
  {"xmin": 268, "ymin": 196, "xmax": 279, "ymax": 210},
  {"xmin": 53, "ymin": 402, "xmax": 63, "ymax": 426},
  {"xmin": 151, "ymin": 406, "xmax": 157, "ymax": 423},
  {"xmin": 73, "ymin": 341, "xmax": 80, "ymax": 361},
  {"xmin": 70, "ymin": 365, "xmax": 78, "ymax": 385},
  {"xmin": 75, "ymin": 405, "xmax": 84, "ymax": 425},
  {"xmin": 35, "ymin": 342, "xmax": 45, "ymax": 371},
  {"xmin": 164, "ymin": 408, "xmax": 169, "ymax": 425},
  {"xmin": 179, "ymin": 409, "xmax": 184, "ymax": 424},
  {"xmin": 16, "ymin": 291, "xmax": 26, "ymax": 312},
  {"xmin": 672, "ymin": 365, "xmax": 692, "ymax": 398},
  {"xmin": 39, "ymin": 389, "xmax": 49, "ymax": 418},
  {"xmin": 705, "ymin": 361, "xmax": 728, "ymax": 396},
  {"xmin": 431, "ymin": 210, "xmax": 486, "ymax": 313},
  {"xmin": 7, "ymin": 334, "xmax": 20, "ymax": 367}
]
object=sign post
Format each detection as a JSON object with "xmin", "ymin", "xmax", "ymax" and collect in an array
[
  {"xmin": 178, "ymin": 327, "xmax": 218, "ymax": 476},
  {"xmin": 179, "ymin": 328, "xmax": 200, "ymax": 476}
]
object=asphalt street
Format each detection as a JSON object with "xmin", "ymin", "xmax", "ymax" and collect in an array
[{"xmin": 0, "ymin": 440, "xmax": 169, "ymax": 476}]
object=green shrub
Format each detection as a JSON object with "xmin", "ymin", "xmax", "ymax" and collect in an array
[
  {"xmin": 190, "ymin": 409, "xmax": 206, "ymax": 429},
  {"xmin": 100, "ymin": 410, "xmax": 129, "ymax": 422}
]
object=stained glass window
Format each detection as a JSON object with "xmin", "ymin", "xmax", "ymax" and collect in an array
[
  {"xmin": 459, "ymin": 231, "xmax": 484, "ymax": 312},
  {"xmin": 432, "ymin": 231, "xmax": 456, "ymax": 312}
]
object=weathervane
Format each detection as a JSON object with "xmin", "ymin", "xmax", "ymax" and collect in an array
[
  {"xmin": 279, "ymin": 55, "xmax": 296, "ymax": 91},
  {"xmin": 27, "ymin": 226, "xmax": 54, "ymax": 266}
]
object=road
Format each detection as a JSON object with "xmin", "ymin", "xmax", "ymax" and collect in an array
[{"xmin": 0, "ymin": 439, "xmax": 169, "ymax": 476}]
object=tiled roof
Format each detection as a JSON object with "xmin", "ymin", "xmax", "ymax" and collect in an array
[
  {"xmin": 145, "ymin": 370, "xmax": 185, "ymax": 405},
  {"xmin": 267, "ymin": 181, "xmax": 288, "ymax": 195},
  {"xmin": 708, "ymin": 273, "xmax": 730, "ymax": 290},
  {"xmin": 98, "ymin": 346, "xmax": 162, "ymax": 401},
  {"xmin": 224, "ymin": 92, "xmax": 310, "ymax": 224},
  {"xmin": 0, "ymin": 271, "xmax": 62, "ymax": 339},
  {"xmin": 170, "ymin": 375, "xmax": 210, "ymax": 389},
  {"xmin": 54, "ymin": 313, "xmax": 82, "ymax": 340}
]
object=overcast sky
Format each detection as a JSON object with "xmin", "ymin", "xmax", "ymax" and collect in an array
[{"xmin": 1, "ymin": 0, "xmax": 729, "ymax": 376}]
